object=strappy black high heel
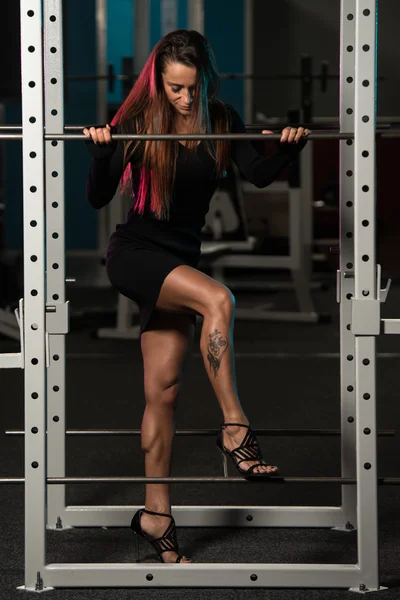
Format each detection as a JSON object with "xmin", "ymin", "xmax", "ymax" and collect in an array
[
  {"xmin": 216, "ymin": 422, "xmax": 279, "ymax": 480},
  {"xmin": 130, "ymin": 508, "xmax": 184, "ymax": 563}
]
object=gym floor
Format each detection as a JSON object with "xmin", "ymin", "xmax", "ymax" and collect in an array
[{"xmin": 1, "ymin": 270, "xmax": 400, "ymax": 599}]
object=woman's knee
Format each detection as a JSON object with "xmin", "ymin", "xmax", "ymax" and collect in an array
[
  {"xmin": 206, "ymin": 286, "xmax": 235, "ymax": 320},
  {"xmin": 144, "ymin": 378, "xmax": 181, "ymax": 409}
]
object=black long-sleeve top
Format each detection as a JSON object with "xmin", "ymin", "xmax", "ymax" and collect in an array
[{"xmin": 86, "ymin": 105, "xmax": 307, "ymax": 262}]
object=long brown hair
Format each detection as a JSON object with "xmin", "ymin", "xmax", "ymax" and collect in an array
[{"xmin": 111, "ymin": 29, "xmax": 230, "ymax": 219}]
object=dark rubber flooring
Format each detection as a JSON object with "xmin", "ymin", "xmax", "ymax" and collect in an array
[{"xmin": 1, "ymin": 272, "xmax": 400, "ymax": 598}]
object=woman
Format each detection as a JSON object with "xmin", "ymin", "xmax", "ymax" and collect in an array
[{"xmin": 84, "ymin": 29, "xmax": 308, "ymax": 564}]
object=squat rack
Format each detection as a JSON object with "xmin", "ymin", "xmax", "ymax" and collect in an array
[{"xmin": 1, "ymin": 0, "xmax": 400, "ymax": 592}]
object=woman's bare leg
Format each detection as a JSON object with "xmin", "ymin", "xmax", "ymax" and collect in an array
[
  {"xmin": 155, "ymin": 265, "xmax": 278, "ymax": 474},
  {"xmin": 140, "ymin": 312, "xmax": 194, "ymax": 563}
]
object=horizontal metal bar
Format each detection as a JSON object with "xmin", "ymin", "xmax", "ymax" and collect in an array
[
  {"xmin": 66, "ymin": 71, "xmax": 385, "ymax": 82},
  {"xmin": 375, "ymin": 131, "xmax": 400, "ymax": 138},
  {"xmin": 0, "ymin": 134, "xmax": 23, "ymax": 139},
  {"xmin": 0, "ymin": 476, "xmax": 399, "ymax": 485},
  {"xmin": 382, "ymin": 319, "xmax": 400, "ymax": 335},
  {"xmin": 247, "ymin": 123, "xmax": 391, "ymax": 130},
  {"xmin": 67, "ymin": 350, "xmax": 400, "ymax": 360},
  {"xmin": 5, "ymin": 428, "xmax": 395, "ymax": 437},
  {"xmin": 0, "ymin": 353, "xmax": 23, "ymax": 369},
  {"xmin": 65, "ymin": 73, "xmax": 340, "ymax": 82},
  {"xmin": 0, "ymin": 125, "xmax": 72, "ymax": 131},
  {"xmin": 217, "ymin": 73, "xmax": 387, "ymax": 82},
  {"xmin": 0, "ymin": 132, "xmax": 310, "ymax": 141},
  {"xmin": 44, "ymin": 132, "xmax": 329, "ymax": 141},
  {"xmin": 0, "ymin": 123, "xmax": 394, "ymax": 131},
  {"xmin": 40, "ymin": 563, "xmax": 364, "ymax": 590},
  {"xmin": 0, "ymin": 132, "xmax": 306, "ymax": 141},
  {"xmin": 1, "ymin": 131, "xmax": 398, "ymax": 142}
]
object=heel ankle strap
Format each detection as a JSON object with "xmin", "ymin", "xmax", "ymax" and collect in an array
[
  {"xmin": 142, "ymin": 507, "xmax": 173, "ymax": 519},
  {"xmin": 221, "ymin": 423, "xmax": 249, "ymax": 429}
]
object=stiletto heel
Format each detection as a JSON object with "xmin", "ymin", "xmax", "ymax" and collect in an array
[
  {"xmin": 216, "ymin": 423, "xmax": 279, "ymax": 480},
  {"xmin": 219, "ymin": 448, "xmax": 229, "ymax": 477},
  {"xmin": 130, "ymin": 508, "xmax": 185, "ymax": 563},
  {"xmin": 133, "ymin": 532, "xmax": 141, "ymax": 562}
]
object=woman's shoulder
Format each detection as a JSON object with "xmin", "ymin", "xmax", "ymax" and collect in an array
[
  {"xmin": 210, "ymin": 103, "xmax": 245, "ymax": 135},
  {"xmin": 210, "ymin": 101, "xmax": 242, "ymax": 121},
  {"xmin": 209, "ymin": 100, "xmax": 237, "ymax": 128},
  {"xmin": 210, "ymin": 99, "xmax": 232, "ymax": 113}
]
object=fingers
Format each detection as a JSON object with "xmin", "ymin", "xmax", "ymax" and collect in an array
[
  {"xmin": 82, "ymin": 124, "xmax": 113, "ymax": 144},
  {"xmin": 280, "ymin": 127, "xmax": 310, "ymax": 143},
  {"xmin": 295, "ymin": 127, "xmax": 310, "ymax": 142},
  {"xmin": 103, "ymin": 124, "xmax": 112, "ymax": 144},
  {"xmin": 281, "ymin": 127, "xmax": 298, "ymax": 143},
  {"xmin": 262, "ymin": 127, "xmax": 310, "ymax": 144}
]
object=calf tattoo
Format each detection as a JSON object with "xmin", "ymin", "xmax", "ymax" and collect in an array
[{"xmin": 207, "ymin": 329, "xmax": 228, "ymax": 377}]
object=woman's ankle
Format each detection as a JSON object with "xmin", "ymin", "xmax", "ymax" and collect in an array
[
  {"xmin": 222, "ymin": 416, "xmax": 249, "ymax": 427},
  {"xmin": 144, "ymin": 503, "xmax": 171, "ymax": 516}
]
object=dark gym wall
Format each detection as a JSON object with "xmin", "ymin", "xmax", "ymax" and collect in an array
[
  {"xmin": 253, "ymin": 0, "xmax": 340, "ymax": 119},
  {"xmin": 3, "ymin": 1, "xmax": 22, "ymax": 251},
  {"xmin": 108, "ymin": 0, "xmax": 134, "ymax": 106},
  {"xmin": 63, "ymin": 0, "xmax": 98, "ymax": 250},
  {"xmin": 252, "ymin": 0, "xmax": 400, "ymax": 119},
  {"xmin": 3, "ymin": 104, "xmax": 22, "ymax": 252},
  {"xmin": 149, "ymin": 0, "xmax": 188, "ymax": 47},
  {"xmin": 204, "ymin": 0, "xmax": 244, "ymax": 118},
  {"xmin": 1, "ymin": 1, "xmax": 21, "ymax": 101}
]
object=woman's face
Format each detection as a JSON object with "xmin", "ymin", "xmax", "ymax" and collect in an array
[{"xmin": 161, "ymin": 61, "xmax": 197, "ymax": 117}]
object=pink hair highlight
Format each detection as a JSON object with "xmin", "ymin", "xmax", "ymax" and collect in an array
[
  {"xmin": 108, "ymin": 30, "xmax": 229, "ymax": 219},
  {"xmin": 110, "ymin": 48, "xmax": 160, "ymax": 215},
  {"xmin": 136, "ymin": 170, "xmax": 150, "ymax": 215},
  {"xmin": 111, "ymin": 48, "xmax": 158, "ymax": 127},
  {"xmin": 149, "ymin": 54, "xmax": 157, "ymax": 100}
]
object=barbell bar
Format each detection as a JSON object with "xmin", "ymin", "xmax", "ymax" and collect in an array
[
  {"xmin": 0, "ymin": 123, "xmax": 394, "ymax": 131},
  {"xmin": 0, "ymin": 476, "xmax": 399, "ymax": 485},
  {"xmin": 67, "ymin": 72, "xmax": 349, "ymax": 82},
  {"xmin": 0, "ymin": 131, "xmax": 398, "ymax": 142},
  {"xmin": 5, "ymin": 428, "xmax": 395, "ymax": 437},
  {"xmin": 66, "ymin": 66, "xmax": 384, "ymax": 94}
]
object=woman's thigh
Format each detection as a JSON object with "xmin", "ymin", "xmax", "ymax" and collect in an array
[
  {"xmin": 155, "ymin": 265, "xmax": 233, "ymax": 317},
  {"xmin": 141, "ymin": 311, "xmax": 194, "ymax": 394}
]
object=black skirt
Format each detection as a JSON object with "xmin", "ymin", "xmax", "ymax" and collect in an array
[{"xmin": 106, "ymin": 231, "xmax": 199, "ymax": 334}]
